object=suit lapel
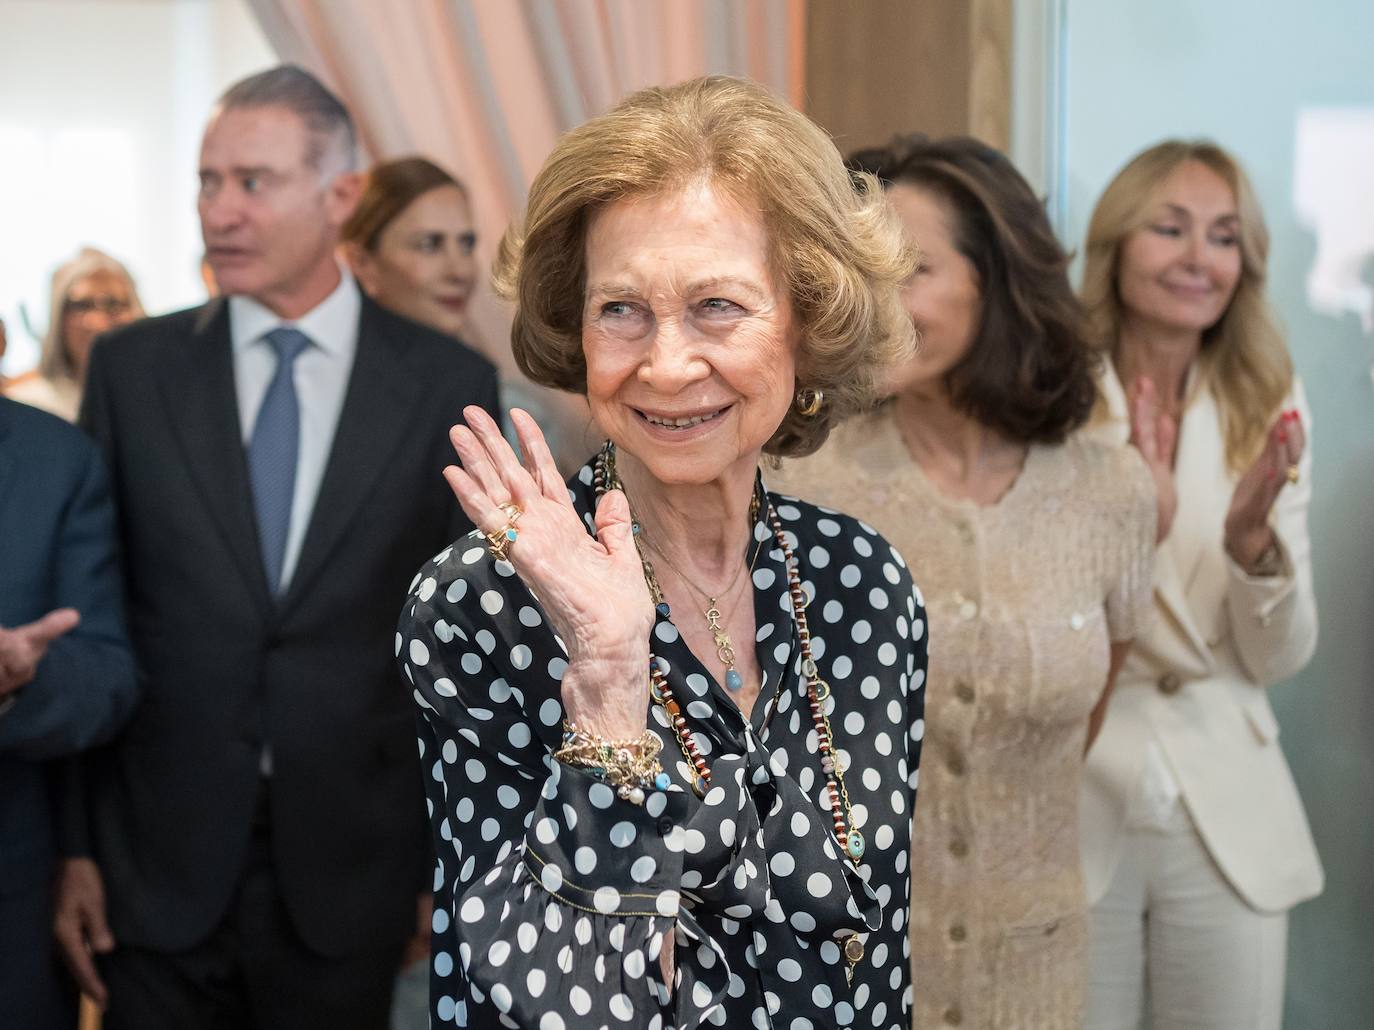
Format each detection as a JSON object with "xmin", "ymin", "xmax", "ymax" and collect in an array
[
  {"xmin": 278, "ymin": 300, "xmax": 418, "ymax": 614},
  {"xmin": 157, "ymin": 301, "xmax": 273, "ymax": 616},
  {"xmin": 1097, "ymin": 363, "xmax": 1212, "ymax": 664}
]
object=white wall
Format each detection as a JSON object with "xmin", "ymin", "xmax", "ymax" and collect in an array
[
  {"xmin": 1051, "ymin": 2, "xmax": 1374, "ymax": 1025},
  {"xmin": 0, "ymin": 0, "xmax": 274, "ymax": 374}
]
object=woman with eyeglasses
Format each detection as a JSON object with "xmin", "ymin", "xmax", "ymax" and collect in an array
[{"xmin": 4, "ymin": 248, "xmax": 144, "ymax": 422}]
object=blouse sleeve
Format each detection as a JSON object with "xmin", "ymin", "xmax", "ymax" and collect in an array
[
  {"xmin": 397, "ymin": 537, "xmax": 728, "ymax": 1029},
  {"xmin": 903, "ymin": 579, "xmax": 929, "ymax": 799},
  {"xmin": 1103, "ymin": 445, "xmax": 1158, "ymax": 643},
  {"xmin": 1224, "ymin": 381, "xmax": 1319, "ymax": 685}
]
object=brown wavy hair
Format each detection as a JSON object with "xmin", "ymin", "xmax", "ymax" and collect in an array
[
  {"xmin": 1080, "ymin": 140, "xmax": 1292, "ymax": 471},
  {"xmin": 848, "ymin": 135, "xmax": 1097, "ymax": 444},
  {"xmin": 491, "ymin": 75, "xmax": 915, "ymax": 458}
]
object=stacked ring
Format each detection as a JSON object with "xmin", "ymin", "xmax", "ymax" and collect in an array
[
  {"xmin": 1286, "ymin": 464, "xmax": 1300, "ymax": 485},
  {"xmin": 485, "ymin": 502, "xmax": 523, "ymax": 561}
]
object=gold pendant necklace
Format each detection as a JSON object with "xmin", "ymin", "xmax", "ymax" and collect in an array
[{"xmin": 646, "ymin": 542, "xmax": 753, "ymax": 692}]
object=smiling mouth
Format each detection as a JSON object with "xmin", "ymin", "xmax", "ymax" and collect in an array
[{"xmin": 636, "ymin": 405, "xmax": 731, "ymax": 429}]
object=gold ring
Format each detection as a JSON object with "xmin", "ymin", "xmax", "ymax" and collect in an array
[
  {"xmin": 485, "ymin": 502, "xmax": 523, "ymax": 560},
  {"xmin": 1286, "ymin": 464, "xmax": 1300, "ymax": 485}
]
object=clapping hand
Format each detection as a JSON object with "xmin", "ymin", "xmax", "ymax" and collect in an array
[
  {"xmin": 1127, "ymin": 377, "xmax": 1178, "ymax": 544},
  {"xmin": 0, "ymin": 608, "xmax": 79, "ymax": 697},
  {"xmin": 443, "ymin": 407, "xmax": 654, "ymax": 738},
  {"xmin": 1224, "ymin": 408, "xmax": 1304, "ymax": 569}
]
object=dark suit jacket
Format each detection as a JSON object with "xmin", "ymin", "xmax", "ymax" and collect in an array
[
  {"xmin": 71, "ymin": 295, "xmax": 499, "ymax": 957},
  {"xmin": 0, "ymin": 398, "xmax": 137, "ymax": 1010}
]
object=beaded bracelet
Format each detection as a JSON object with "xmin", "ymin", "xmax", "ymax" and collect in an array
[{"xmin": 554, "ymin": 724, "xmax": 672, "ymax": 805}]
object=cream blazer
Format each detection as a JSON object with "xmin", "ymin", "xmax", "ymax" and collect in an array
[{"xmin": 1079, "ymin": 365, "xmax": 1323, "ymax": 913}]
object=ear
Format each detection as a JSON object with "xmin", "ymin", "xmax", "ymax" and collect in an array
[
  {"xmin": 325, "ymin": 170, "xmax": 363, "ymax": 229},
  {"xmin": 342, "ymin": 241, "xmax": 379, "ymax": 297}
]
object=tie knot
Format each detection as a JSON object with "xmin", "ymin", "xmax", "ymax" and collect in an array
[{"xmin": 265, "ymin": 327, "xmax": 311, "ymax": 364}]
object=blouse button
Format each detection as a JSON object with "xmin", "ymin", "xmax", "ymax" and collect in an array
[
  {"xmin": 946, "ymin": 753, "xmax": 967, "ymax": 777},
  {"xmin": 1070, "ymin": 612, "xmax": 1085, "ymax": 631},
  {"xmin": 949, "ymin": 923, "xmax": 967, "ymax": 943},
  {"xmin": 655, "ymin": 816, "xmax": 674, "ymax": 836},
  {"xmin": 958, "ymin": 599, "xmax": 979, "ymax": 621},
  {"xmin": 954, "ymin": 682, "xmax": 975, "ymax": 704},
  {"xmin": 943, "ymin": 1007, "xmax": 963, "ymax": 1025},
  {"xmin": 1157, "ymin": 673, "xmax": 1182, "ymax": 696},
  {"xmin": 949, "ymin": 837, "xmax": 968, "ymax": 858},
  {"xmin": 955, "ymin": 521, "xmax": 974, "ymax": 543}
]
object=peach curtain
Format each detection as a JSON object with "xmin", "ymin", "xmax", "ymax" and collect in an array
[{"xmin": 244, "ymin": 0, "xmax": 806, "ymax": 466}]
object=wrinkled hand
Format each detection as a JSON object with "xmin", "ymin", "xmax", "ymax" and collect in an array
[
  {"xmin": 53, "ymin": 857, "xmax": 114, "ymax": 1008},
  {"xmin": 1225, "ymin": 408, "xmax": 1304, "ymax": 569},
  {"xmin": 1126, "ymin": 377, "xmax": 1178, "ymax": 544},
  {"xmin": 444, "ymin": 407, "xmax": 654, "ymax": 738},
  {"xmin": 0, "ymin": 608, "xmax": 79, "ymax": 697}
]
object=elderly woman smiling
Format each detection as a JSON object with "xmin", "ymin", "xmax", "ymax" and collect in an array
[{"xmin": 396, "ymin": 76, "xmax": 925, "ymax": 1029}]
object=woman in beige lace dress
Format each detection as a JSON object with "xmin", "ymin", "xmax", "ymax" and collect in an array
[{"xmin": 772, "ymin": 137, "xmax": 1157, "ymax": 1028}]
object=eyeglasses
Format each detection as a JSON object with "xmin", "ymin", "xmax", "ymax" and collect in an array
[{"xmin": 66, "ymin": 296, "xmax": 133, "ymax": 316}]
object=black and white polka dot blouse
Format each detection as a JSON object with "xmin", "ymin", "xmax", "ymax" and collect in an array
[{"xmin": 396, "ymin": 459, "xmax": 928, "ymax": 1029}]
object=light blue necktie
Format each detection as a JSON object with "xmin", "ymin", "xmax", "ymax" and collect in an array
[{"xmin": 248, "ymin": 327, "xmax": 311, "ymax": 594}]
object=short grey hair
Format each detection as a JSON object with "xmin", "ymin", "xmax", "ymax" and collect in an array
[{"xmin": 218, "ymin": 64, "xmax": 357, "ymax": 170}]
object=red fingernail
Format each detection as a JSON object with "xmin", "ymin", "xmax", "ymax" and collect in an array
[
  {"xmin": 1267, "ymin": 469, "xmax": 1276, "ymax": 481},
  {"xmin": 1277, "ymin": 428, "xmax": 1288, "ymax": 442}
]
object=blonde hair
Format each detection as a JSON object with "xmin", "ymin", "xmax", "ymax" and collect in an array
[
  {"xmin": 492, "ymin": 75, "xmax": 915, "ymax": 457},
  {"xmin": 1081, "ymin": 140, "xmax": 1292, "ymax": 471},
  {"xmin": 40, "ymin": 247, "xmax": 144, "ymax": 381}
]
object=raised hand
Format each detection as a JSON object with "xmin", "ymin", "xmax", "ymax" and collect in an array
[
  {"xmin": 0, "ymin": 608, "xmax": 80, "ymax": 696},
  {"xmin": 1224, "ymin": 408, "xmax": 1304, "ymax": 570},
  {"xmin": 1126, "ymin": 376, "xmax": 1178, "ymax": 543},
  {"xmin": 444, "ymin": 407, "xmax": 654, "ymax": 738}
]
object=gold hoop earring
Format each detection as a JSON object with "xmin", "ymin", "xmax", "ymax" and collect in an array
[{"xmin": 795, "ymin": 386, "xmax": 824, "ymax": 417}]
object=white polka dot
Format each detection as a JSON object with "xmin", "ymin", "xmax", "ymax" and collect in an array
[
  {"xmin": 593, "ymin": 886, "xmax": 620, "ymax": 913},
  {"xmin": 479, "ymin": 590, "xmax": 503, "ymax": 615},
  {"xmin": 519, "ymin": 605, "xmax": 542, "ymax": 627},
  {"xmin": 408, "ymin": 639, "xmax": 429, "ymax": 666},
  {"xmin": 569, "ymin": 985, "xmax": 592, "ymax": 1015},
  {"xmin": 458, "ymin": 896, "xmax": 484, "ymax": 923},
  {"xmin": 527, "ymin": 967, "xmax": 546, "ymax": 996},
  {"xmin": 777, "ymin": 958, "xmax": 802, "ymax": 982},
  {"xmin": 510, "ymin": 644, "xmax": 532, "ymax": 670},
  {"xmin": 807, "ymin": 872, "xmax": 832, "ymax": 897},
  {"xmin": 588, "ymin": 782, "xmax": 615, "ymax": 809},
  {"xmin": 630, "ymin": 856, "xmax": 656, "ymax": 882},
  {"xmin": 538, "ymin": 698, "xmax": 561, "ymax": 726}
]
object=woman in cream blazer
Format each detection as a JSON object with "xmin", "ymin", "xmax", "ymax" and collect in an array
[{"xmin": 1078, "ymin": 141, "xmax": 1322, "ymax": 1030}]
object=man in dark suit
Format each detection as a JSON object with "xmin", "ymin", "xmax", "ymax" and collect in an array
[
  {"xmin": 0, "ymin": 397, "xmax": 138, "ymax": 1029},
  {"xmin": 51, "ymin": 66, "xmax": 498, "ymax": 1029}
]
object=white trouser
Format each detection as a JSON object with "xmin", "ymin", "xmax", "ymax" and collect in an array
[{"xmin": 1085, "ymin": 802, "xmax": 1288, "ymax": 1030}]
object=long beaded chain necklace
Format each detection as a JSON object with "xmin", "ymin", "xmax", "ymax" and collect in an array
[{"xmin": 592, "ymin": 444, "xmax": 866, "ymax": 868}]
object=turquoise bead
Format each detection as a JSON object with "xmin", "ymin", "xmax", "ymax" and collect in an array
[
  {"xmin": 654, "ymin": 772, "xmax": 671, "ymax": 790},
  {"xmin": 725, "ymin": 669, "xmax": 743, "ymax": 691},
  {"xmin": 504, "ymin": 527, "xmax": 518, "ymax": 541},
  {"xmin": 846, "ymin": 830, "xmax": 866, "ymax": 860}
]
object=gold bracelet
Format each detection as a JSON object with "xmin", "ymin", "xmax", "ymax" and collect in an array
[{"xmin": 554, "ymin": 724, "xmax": 670, "ymax": 805}]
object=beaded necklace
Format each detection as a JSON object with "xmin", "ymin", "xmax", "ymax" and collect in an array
[{"xmin": 591, "ymin": 443, "xmax": 866, "ymax": 868}]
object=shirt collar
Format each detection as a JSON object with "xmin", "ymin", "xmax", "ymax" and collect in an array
[{"xmin": 228, "ymin": 261, "xmax": 361, "ymax": 358}]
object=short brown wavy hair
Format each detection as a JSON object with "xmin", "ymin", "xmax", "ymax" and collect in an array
[
  {"xmin": 848, "ymin": 135, "xmax": 1097, "ymax": 444},
  {"xmin": 492, "ymin": 75, "xmax": 915, "ymax": 457}
]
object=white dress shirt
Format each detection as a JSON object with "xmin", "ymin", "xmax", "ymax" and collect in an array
[{"xmin": 230, "ymin": 268, "xmax": 360, "ymax": 594}]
